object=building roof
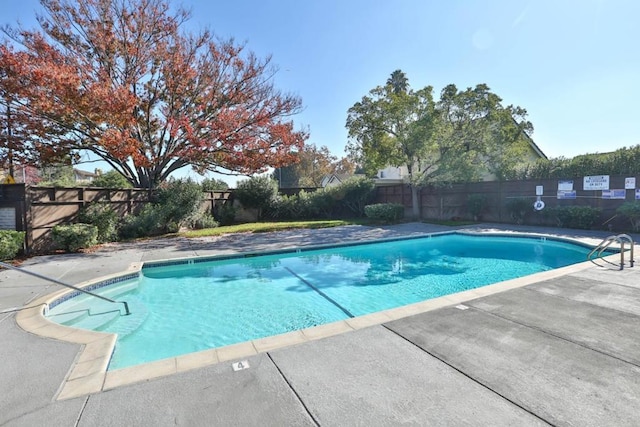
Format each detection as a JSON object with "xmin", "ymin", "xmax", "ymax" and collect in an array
[
  {"xmin": 526, "ymin": 135, "xmax": 547, "ymax": 160},
  {"xmin": 73, "ymin": 168, "xmax": 99, "ymax": 178},
  {"xmin": 513, "ymin": 117, "xmax": 547, "ymax": 160}
]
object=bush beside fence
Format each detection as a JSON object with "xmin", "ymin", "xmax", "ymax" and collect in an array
[
  {"xmin": 2, "ymin": 173, "xmax": 640, "ymax": 255},
  {"xmin": 373, "ymin": 174, "xmax": 640, "ymax": 232}
]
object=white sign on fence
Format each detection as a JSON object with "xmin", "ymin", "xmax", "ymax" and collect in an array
[
  {"xmin": 625, "ymin": 177, "xmax": 636, "ymax": 189},
  {"xmin": 558, "ymin": 180, "xmax": 573, "ymax": 191},
  {"xmin": 583, "ymin": 175, "xmax": 610, "ymax": 190}
]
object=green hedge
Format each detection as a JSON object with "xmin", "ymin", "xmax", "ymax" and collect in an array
[
  {"xmin": 364, "ymin": 203, "xmax": 405, "ymax": 222},
  {"xmin": 79, "ymin": 202, "xmax": 119, "ymax": 243},
  {"xmin": 512, "ymin": 144, "xmax": 640, "ymax": 180},
  {"xmin": 155, "ymin": 179, "xmax": 204, "ymax": 231},
  {"xmin": 504, "ymin": 197, "xmax": 532, "ymax": 225},
  {"xmin": 617, "ymin": 201, "xmax": 640, "ymax": 232},
  {"xmin": 547, "ymin": 206, "xmax": 601, "ymax": 229},
  {"xmin": 118, "ymin": 205, "xmax": 163, "ymax": 239},
  {"xmin": 235, "ymin": 176, "xmax": 278, "ymax": 220},
  {"xmin": 191, "ymin": 213, "xmax": 219, "ymax": 230},
  {"xmin": 0, "ymin": 230, "xmax": 25, "ymax": 260},
  {"xmin": 51, "ymin": 223, "xmax": 98, "ymax": 252},
  {"xmin": 262, "ymin": 178, "xmax": 374, "ymax": 221},
  {"xmin": 332, "ymin": 176, "xmax": 375, "ymax": 217},
  {"xmin": 214, "ymin": 203, "xmax": 237, "ymax": 226},
  {"xmin": 118, "ymin": 179, "xmax": 205, "ymax": 239}
]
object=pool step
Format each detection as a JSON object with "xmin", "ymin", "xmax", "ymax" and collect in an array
[
  {"xmin": 47, "ymin": 307, "xmax": 90, "ymax": 325},
  {"xmin": 97, "ymin": 279, "xmax": 139, "ymax": 300},
  {"xmin": 54, "ymin": 297, "xmax": 148, "ymax": 335},
  {"xmin": 47, "ymin": 279, "xmax": 140, "ymax": 327},
  {"xmin": 96, "ymin": 297, "xmax": 148, "ymax": 337}
]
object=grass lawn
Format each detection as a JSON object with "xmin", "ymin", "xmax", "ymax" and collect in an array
[{"xmin": 181, "ymin": 219, "xmax": 370, "ymax": 238}]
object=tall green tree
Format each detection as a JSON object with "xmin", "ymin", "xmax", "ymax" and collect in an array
[
  {"xmin": 346, "ymin": 73, "xmax": 438, "ymax": 218},
  {"xmin": 346, "ymin": 71, "xmax": 534, "ymax": 218},
  {"xmin": 200, "ymin": 177, "xmax": 229, "ymax": 191},
  {"xmin": 387, "ymin": 69, "xmax": 409, "ymax": 94},
  {"xmin": 436, "ymin": 84, "xmax": 533, "ymax": 181}
]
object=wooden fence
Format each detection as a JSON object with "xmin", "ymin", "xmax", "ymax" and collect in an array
[
  {"xmin": 1, "ymin": 174, "xmax": 639, "ymax": 253},
  {"xmin": 0, "ymin": 185, "xmax": 231, "ymax": 253},
  {"xmin": 374, "ymin": 174, "xmax": 640, "ymax": 230}
]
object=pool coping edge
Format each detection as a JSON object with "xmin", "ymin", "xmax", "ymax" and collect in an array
[{"xmin": 14, "ymin": 231, "xmax": 622, "ymax": 400}]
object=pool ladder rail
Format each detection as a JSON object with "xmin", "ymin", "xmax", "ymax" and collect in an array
[
  {"xmin": 587, "ymin": 234, "xmax": 635, "ymax": 270},
  {"xmin": 0, "ymin": 261, "xmax": 131, "ymax": 316}
]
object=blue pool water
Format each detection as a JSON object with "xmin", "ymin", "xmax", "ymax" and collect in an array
[{"xmin": 46, "ymin": 233, "xmax": 597, "ymax": 369}]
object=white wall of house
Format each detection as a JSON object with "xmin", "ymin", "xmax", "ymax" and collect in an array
[
  {"xmin": 73, "ymin": 168, "xmax": 99, "ymax": 184},
  {"xmin": 376, "ymin": 166, "xmax": 405, "ymax": 180}
]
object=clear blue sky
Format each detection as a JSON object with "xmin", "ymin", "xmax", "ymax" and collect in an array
[{"xmin": 3, "ymin": 0, "xmax": 640, "ymax": 184}]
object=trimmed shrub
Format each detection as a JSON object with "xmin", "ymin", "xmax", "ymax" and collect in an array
[
  {"xmin": 79, "ymin": 202, "xmax": 119, "ymax": 243},
  {"xmin": 331, "ymin": 176, "xmax": 375, "ymax": 217},
  {"xmin": 118, "ymin": 204, "xmax": 164, "ymax": 239},
  {"xmin": 504, "ymin": 197, "xmax": 532, "ymax": 225},
  {"xmin": 0, "ymin": 230, "xmax": 25, "ymax": 260},
  {"xmin": 308, "ymin": 190, "xmax": 337, "ymax": 218},
  {"xmin": 268, "ymin": 194, "xmax": 297, "ymax": 220},
  {"xmin": 617, "ymin": 201, "xmax": 640, "ymax": 232},
  {"xmin": 294, "ymin": 190, "xmax": 315, "ymax": 218},
  {"xmin": 364, "ymin": 203, "xmax": 405, "ymax": 222},
  {"xmin": 269, "ymin": 191, "xmax": 315, "ymax": 220},
  {"xmin": 214, "ymin": 202, "xmax": 237, "ymax": 226},
  {"xmin": 234, "ymin": 176, "xmax": 278, "ymax": 220},
  {"xmin": 155, "ymin": 179, "xmax": 204, "ymax": 230},
  {"xmin": 119, "ymin": 178, "xmax": 205, "ymax": 239},
  {"xmin": 547, "ymin": 206, "xmax": 601, "ymax": 229},
  {"xmin": 191, "ymin": 213, "xmax": 219, "ymax": 230},
  {"xmin": 51, "ymin": 224, "xmax": 98, "ymax": 252},
  {"xmin": 268, "ymin": 190, "xmax": 342, "ymax": 220}
]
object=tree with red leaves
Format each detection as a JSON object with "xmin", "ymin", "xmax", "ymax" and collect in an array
[{"xmin": 0, "ymin": 0, "xmax": 306, "ymax": 188}]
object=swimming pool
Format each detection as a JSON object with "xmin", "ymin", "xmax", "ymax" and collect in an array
[{"xmin": 46, "ymin": 232, "xmax": 600, "ymax": 369}]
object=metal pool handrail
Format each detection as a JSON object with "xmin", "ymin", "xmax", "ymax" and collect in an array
[
  {"xmin": 0, "ymin": 261, "xmax": 131, "ymax": 316},
  {"xmin": 587, "ymin": 234, "xmax": 635, "ymax": 270}
]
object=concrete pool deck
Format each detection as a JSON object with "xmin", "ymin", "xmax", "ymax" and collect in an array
[{"xmin": 1, "ymin": 222, "xmax": 639, "ymax": 425}]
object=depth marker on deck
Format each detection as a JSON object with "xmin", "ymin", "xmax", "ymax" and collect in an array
[{"xmin": 232, "ymin": 360, "xmax": 250, "ymax": 371}]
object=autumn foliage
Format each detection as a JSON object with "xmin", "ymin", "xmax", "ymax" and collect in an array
[{"xmin": 0, "ymin": 0, "xmax": 306, "ymax": 188}]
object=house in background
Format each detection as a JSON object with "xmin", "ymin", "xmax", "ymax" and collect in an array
[
  {"xmin": 320, "ymin": 173, "xmax": 366, "ymax": 187},
  {"xmin": 73, "ymin": 168, "xmax": 99, "ymax": 185},
  {"xmin": 375, "ymin": 166, "xmax": 405, "ymax": 185},
  {"xmin": 518, "ymin": 135, "xmax": 547, "ymax": 165}
]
